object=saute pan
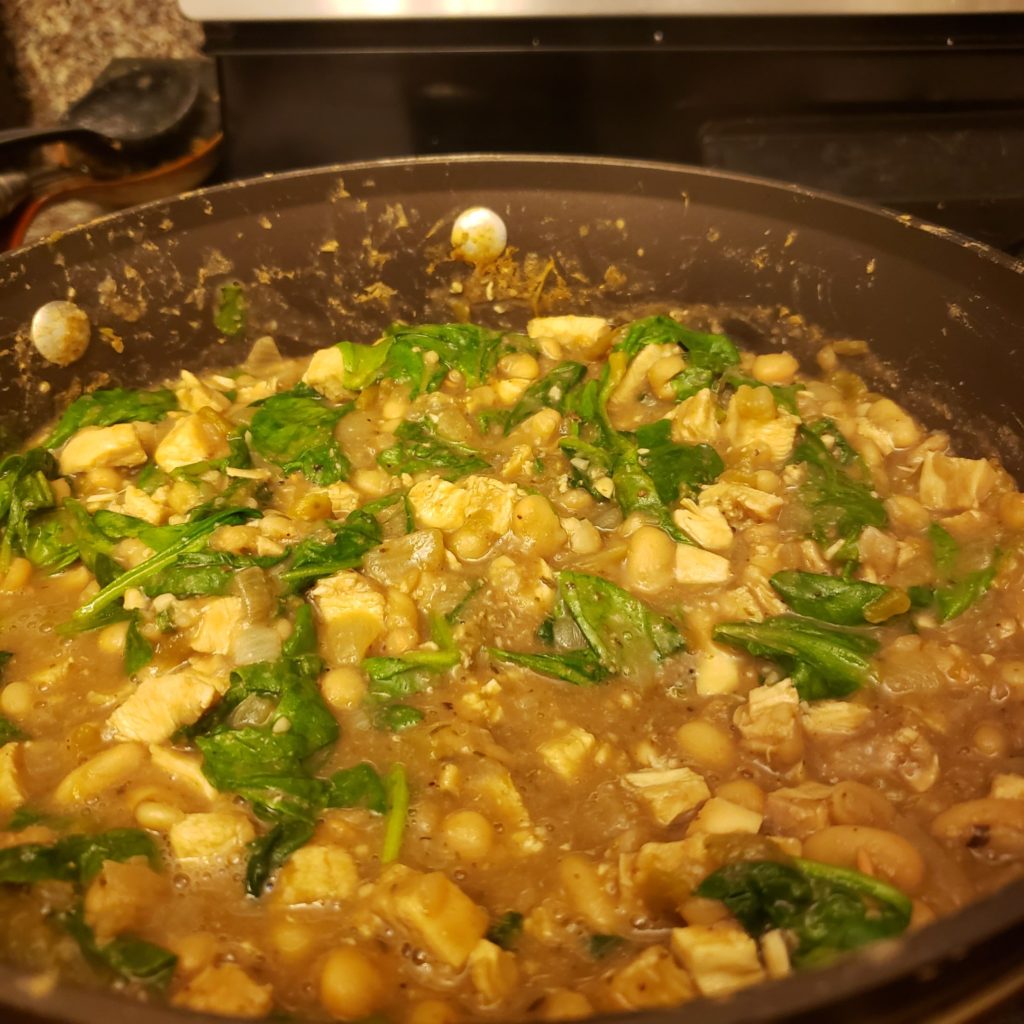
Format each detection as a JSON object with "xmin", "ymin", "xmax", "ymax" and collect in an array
[{"xmin": 1, "ymin": 155, "xmax": 1023, "ymax": 1024}]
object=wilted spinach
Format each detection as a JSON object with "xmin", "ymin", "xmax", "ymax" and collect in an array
[
  {"xmin": 249, "ymin": 385, "xmax": 352, "ymax": 485},
  {"xmin": 696, "ymin": 856, "xmax": 911, "ymax": 967},
  {"xmin": 713, "ymin": 615, "xmax": 878, "ymax": 700}
]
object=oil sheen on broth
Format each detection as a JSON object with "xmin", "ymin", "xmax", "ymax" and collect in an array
[{"xmin": 0, "ymin": 311, "xmax": 1023, "ymax": 1021}]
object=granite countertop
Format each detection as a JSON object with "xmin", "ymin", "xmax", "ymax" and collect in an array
[{"xmin": 1, "ymin": 0, "xmax": 203, "ymax": 124}]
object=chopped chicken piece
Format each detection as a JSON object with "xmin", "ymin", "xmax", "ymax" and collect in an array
[
  {"xmin": 84, "ymin": 858, "xmax": 168, "ymax": 944},
  {"xmin": 175, "ymin": 370, "xmax": 231, "ymax": 414},
  {"xmin": 154, "ymin": 411, "xmax": 229, "ymax": 472},
  {"xmin": 375, "ymin": 865, "xmax": 488, "ymax": 968},
  {"xmin": 674, "ymin": 546, "xmax": 732, "ymax": 585},
  {"xmin": 866, "ymin": 397, "xmax": 921, "ymax": 449},
  {"xmin": 686, "ymin": 797, "xmax": 763, "ymax": 836},
  {"xmin": 623, "ymin": 767, "xmax": 711, "ymax": 826},
  {"xmin": 694, "ymin": 646, "xmax": 743, "ymax": 696},
  {"xmin": 536, "ymin": 989, "xmax": 593, "ymax": 1021},
  {"xmin": 509, "ymin": 408, "xmax": 562, "ymax": 448},
  {"xmin": 919, "ymin": 451, "xmax": 997, "ymax": 511},
  {"xmin": 169, "ymin": 812, "xmax": 256, "ymax": 862},
  {"xmin": 527, "ymin": 315, "xmax": 611, "ymax": 359},
  {"xmin": 606, "ymin": 946, "xmax": 695, "ymax": 1010},
  {"xmin": 172, "ymin": 963, "xmax": 273, "ymax": 1019},
  {"xmin": 673, "ymin": 501, "xmax": 733, "ymax": 552},
  {"xmin": 408, "ymin": 475, "xmax": 521, "ymax": 534},
  {"xmin": 671, "ymin": 389, "xmax": 719, "ymax": 445},
  {"xmin": 608, "ymin": 344, "xmax": 678, "ymax": 429},
  {"xmin": 468, "ymin": 939, "xmax": 519, "ymax": 1006},
  {"xmin": 310, "ymin": 570, "xmax": 386, "ymax": 665},
  {"xmin": 699, "ymin": 481, "xmax": 784, "ymax": 524},
  {"xmin": 108, "ymin": 668, "xmax": 228, "ymax": 744},
  {"xmin": 326, "ymin": 481, "xmax": 361, "ymax": 518},
  {"xmin": 733, "ymin": 680, "xmax": 803, "ymax": 763},
  {"xmin": 190, "ymin": 596, "xmax": 245, "ymax": 656},
  {"xmin": 671, "ymin": 924, "xmax": 765, "ymax": 997},
  {"xmin": 801, "ymin": 701, "xmax": 872, "ymax": 738},
  {"xmin": 630, "ymin": 836, "xmax": 711, "ymax": 913},
  {"xmin": 561, "ymin": 516, "xmax": 603, "ymax": 555},
  {"xmin": 465, "ymin": 760, "xmax": 532, "ymax": 827},
  {"xmin": 487, "ymin": 554, "xmax": 556, "ymax": 618},
  {"xmin": 723, "ymin": 386, "xmax": 799, "ymax": 466},
  {"xmin": 761, "ymin": 929, "xmax": 792, "ymax": 979},
  {"xmin": 121, "ymin": 485, "xmax": 169, "ymax": 525},
  {"xmin": 990, "ymin": 774, "xmax": 1024, "ymax": 801},
  {"xmin": 302, "ymin": 345, "xmax": 352, "ymax": 402},
  {"xmin": 59, "ymin": 424, "xmax": 147, "ymax": 475},
  {"xmin": 274, "ymin": 845, "xmax": 358, "ymax": 905},
  {"xmin": 538, "ymin": 726, "xmax": 597, "ymax": 782}
]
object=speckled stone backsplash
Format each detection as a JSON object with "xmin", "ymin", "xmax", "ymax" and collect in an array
[{"xmin": 1, "ymin": 0, "xmax": 202, "ymax": 124}]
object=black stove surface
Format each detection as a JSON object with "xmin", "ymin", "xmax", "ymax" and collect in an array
[{"xmin": 204, "ymin": 13, "xmax": 1024, "ymax": 254}]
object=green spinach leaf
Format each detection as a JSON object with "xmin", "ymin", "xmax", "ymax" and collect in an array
[
  {"xmin": 486, "ymin": 911, "xmax": 524, "ymax": 951},
  {"xmin": 142, "ymin": 549, "xmax": 281, "ymax": 600},
  {"xmin": 332, "ymin": 341, "xmax": 395, "ymax": 391},
  {"xmin": 381, "ymin": 764, "xmax": 409, "ymax": 864},
  {"xmin": 378, "ymin": 419, "xmax": 489, "ymax": 481},
  {"xmin": 560, "ymin": 363, "xmax": 693, "ymax": 542},
  {"xmin": 616, "ymin": 315, "xmax": 740, "ymax": 373},
  {"xmin": 245, "ymin": 819, "xmax": 316, "ymax": 900},
  {"xmin": 62, "ymin": 906, "xmax": 177, "ymax": 988},
  {"xmin": 929, "ymin": 523, "xmax": 960, "ymax": 577},
  {"xmin": 634, "ymin": 419, "xmax": 724, "ymax": 505},
  {"xmin": 791, "ymin": 421, "xmax": 887, "ymax": 570},
  {"xmin": 0, "ymin": 828, "xmax": 158, "ymax": 886},
  {"xmin": 588, "ymin": 934, "xmax": 627, "ymax": 959},
  {"xmin": 0, "ymin": 448, "xmax": 63, "ymax": 573},
  {"xmin": 363, "ymin": 615, "xmax": 459, "ymax": 729},
  {"xmin": 696, "ymin": 857, "xmax": 911, "ymax": 968},
  {"xmin": 913, "ymin": 525, "xmax": 999, "ymax": 623},
  {"xmin": 249, "ymin": 386, "xmax": 352, "ymax": 485},
  {"xmin": 0, "ymin": 717, "xmax": 25, "ymax": 746},
  {"xmin": 769, "ymin": 570, "xmax": 906, "ymax": 626},
  {"xmin": 491, "ymin": 571, "xmax": 685, "ymax": 686},
  {"xmin": 385, "ymin": 323, "xmax": 504, "ymax": 388},
  {"xmin": 936, "ymin": 559, "xmax": 999, "ymax": 623},
  {"xmin": 713, "ymin": 615, "xmax": 878, "ymax": 700},
  {"xmin": 123, "ymin": 614, "xmax": 153, "ymax": 675},
  {"xmin": 488, "ymin": 647, "xmax": 608, "ymax": 687},
  {"xmin": 64, "ymin": 507, "xmax": 260, "ymax": 633},
  {"xmin": 325, "ymin": 763, "xmax": 387, "ymax": 813},
  {"xmin": 44, "ymin": 389, "xmax": 177, "ymax": 449},
  {"xmin": 560, "ymin": 571, "xmax": 685, "ymax": 676},
  {"xmin": 504, "ymin": 362, "xmax": 587, "ymax": 435},
  {"xmin": 214, "ymin": 282, "xmax": 246, "ymax": 336},
  {"xmin": 668, "ymin": 366, "xmax": 715, "ymax": 402},
  {"xmin": 280, "ymin": 508, "xmax": 382, "ymax": 591}
]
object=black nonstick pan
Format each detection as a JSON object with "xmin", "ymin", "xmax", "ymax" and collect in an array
[{"xmin": 1, "ymin": 154, "xmax": 1023, "ymax": 1024}]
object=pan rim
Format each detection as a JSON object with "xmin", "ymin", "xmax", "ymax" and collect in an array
[
  {"xmin": 3, "ymin": 151, "xmax": 1022, "ymax": 279},
  {"xmin": 2, "ymin": 152, "xmax": 1024, "ymax": 1024}
]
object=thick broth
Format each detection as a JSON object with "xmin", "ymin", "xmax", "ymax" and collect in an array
[{"xmin": 0, "ymin": 313, "xmax": 1023, "ymax": 1021}]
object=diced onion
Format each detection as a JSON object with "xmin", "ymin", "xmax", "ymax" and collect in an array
[
  {"xmin": 232, "ymin": 625, "xmax": 282, "ymax": 667},
  {"xmin": 230, "ymin": 693, "xmax": 278, "ymax": 728},
  {"xmin": 553, "ymin": 615, "xmax": 586, "ymax": 651}
]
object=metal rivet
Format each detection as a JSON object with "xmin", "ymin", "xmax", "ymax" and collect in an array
[
  {"xmin": 451, "ymin": 206, "xmax": 508, "ymax": 266},
  {"xmin": 30, "ymin": 300, "xmax": 91, "ymax": 366}
]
